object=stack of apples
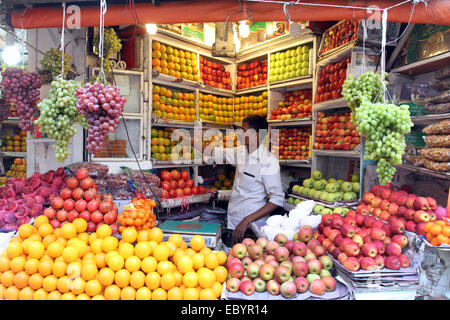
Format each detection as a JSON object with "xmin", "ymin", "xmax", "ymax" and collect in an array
[
  {"xmin": 200, "ymin": 56, "xmax": 232, "ymax": 90},
  {"xmin": 357, "ymin": 183, "xmax": 446, "ymax": 238},
  {"xmin": 313, "ymin": 111, "xmax": 360, "ymax": 151},
  {"xmin": 225, "ymin": 226, "xmax": 338, "ymax": 298},
  {"xmin": 317, "ymin": 206, "xmax": 412, "ymax": 272},
  {"xmin": 270, "ymin": 89, "xmax": 312, "ymax": 120},
  {"xmin": 43, "ymin": 168, "xmax": 119, "ymax": 234},
  {"xmin": 272, "ymin": 127, "xmax": 311, "ymax": 160},
  {"xmin": 159, "ymin": 169, "xmax": 206, "ymax": 199},
  {"xmin": 320, "ymin": 20, "xmax": 359, "ymax": 56},
  {"xmin": 315, "ymin": 57, "xmax": 350, "ymax": 103},
  {"xmin": 236, "ymin": 60, "xmax": 268, "ymax": 89}
]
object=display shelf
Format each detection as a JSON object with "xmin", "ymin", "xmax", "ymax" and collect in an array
[
  {"xmin": 235, "ymin": 84, "xmax": 268, "ymax": 95},
  {"xmin": 197, "ymin": 121, "xmax": 234, "ymax": 129},
  {"xmin": 151, "ymin": 160, "xmax": 205, "ymax": 169},
  {"xmin": 198, "ymin": 86, "xmax": 234, "ymax": 98},
  {"xmin": 313, "ymin": 98, "xmax": 348, "ymax": 111},
  {"xmin": 313, "ymin": 149, "xmax": 361, "ymax": 158},
  {"xmin": 269, "ymin": 76, "xmax": 313, "ymax": 91},
  {"xmin": 278, "ymin": 159, "xmax": 312, "ymax": 168},
  {"xmin": 410, "ymin": 113, "xmax": 450, "ymax": 126},
  {"xmin": 288, "ymin": 193, "xmax": 359, "ymax": 208},
  {"xmin": 152, "ymin": 71, "xmax": 199, "ymax": 90},
  {"xmin": 318, "ymin": 40, "xmax": 357, "ymax": 62},
  {"xmin": 390, "ymin": 52, "xmax": 450, "ymax": 76},
  {"xmin": 268, "ymin": 117, "xmax": 312, "ymax": 127},
  {"xmin": 160, "ymin": 193, "xmax": 212, "ymax": 209},
  {"xmin": 151, "ymin": 115, "xmax": 195, "ymax": 129},
  {"xmin": 0, "ymin": 151, "xmax": 26, "ymax": 158},
  {"xmin": 395, "ymin": 163, "xmax": 450, "ymax": 180},
  {"xmin": 0, "ymin": 118, "xmax": 20, "ymax": 125}
]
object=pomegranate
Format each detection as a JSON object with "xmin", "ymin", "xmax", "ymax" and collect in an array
[
  {"xmin": 75, "ymin": 168, "xmax": 89, "ymax": 180},
  {"xmin": 66, "ymin": 176, "xmax": 79, "ymax": 190}
]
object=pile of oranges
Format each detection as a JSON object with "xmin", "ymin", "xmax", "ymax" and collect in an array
[
  {"xmin": 117, "ymin": 198, "xmax": 157, "ymax": 233},
  {"xmin": 0, "ymin": 215, "xmax": 227, "ymax": 300},
  {"xmin": 424, "ymin": 219, "xmax": 450, "ymax": 246}
]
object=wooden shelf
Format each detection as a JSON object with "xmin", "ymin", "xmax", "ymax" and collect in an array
[
  {"xmin": 390, "ymin": 52, "xmax": 450, "ymax": 76},
  {"xmin": 313, "ymin": 98, "xmax": 348, "ymax": 111},
  {"xmin": 151, "ymin": 116, "xmax": 195, "ymax": 129},
  {"xmin": 313, "ymin": 149, "xmax": 361, "ymax": 158},
  {"xmin": 152, "ymin": 72, "xmax": 199, "ymax": 90},
  {"xmin": 395, "ymin": 163, "xmax": 450, "ymax": 181},
  {"xmin": 268, "ymin": 117, "xmax": 312, "ymax": 127},
  {"xmin": 198, "ymin": 121, "xmax": 234, "ymax": 129},
  {"xmin": 160, "ymin": 193, "xmax": 212, "ymax": 208},
  {"xmin": 269, "ymin": 76, "xmax": 313, "ymax": 90},
  {"xmin": 151, "ymin": 160, "xmax": 204, "ymax": 169},
  {"xmin": 0, "ymin": 151, "xmax": 26, "ymax": 158},
  {"xmin": 198, "ymin": 86, "xmax": 234, "ymax": 98},
  {"xmin": 235, "ymin": 84, "xmax": 268, "ymax": 95},
  {"xmin": 411, "ymin": 113, "xmax": 450, "ymax": 126},
  {"xmin": 278, "ymin": 159, "xmax": 312, "ymax": 168}
]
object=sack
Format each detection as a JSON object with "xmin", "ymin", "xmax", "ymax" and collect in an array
[
  {"xmin": 424, "ymin": 135, "xmax": 450, "ymax": 147},
  {"xmin": 423, "ymin": 119, "xmax": 450, "ymax": 135},
  {"xmin": 420, "ymin": 148, "xmax": 450, "ymax": 162}
]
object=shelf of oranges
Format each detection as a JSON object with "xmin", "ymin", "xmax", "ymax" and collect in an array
[
  {"xmin": 233, "ymin": 90, "xmax": 268, "ymax": 123},
  {"xmin": 198, "ymin": 91, "xmax": 234, "ymax": 126},
  {"xmin": 151, "ymin": 40, "xmax": 200, "ymax": 86},
  {"xmin": 151, "ymin": 84, "xmax": 197, "ymax": 125},
  {"xmin": 1, "ymin": 131, "xmax": 27, "ymax": 153},
  {"xmin": 4, "ymin": 158, "xmax": 27, "ymax": 178}
]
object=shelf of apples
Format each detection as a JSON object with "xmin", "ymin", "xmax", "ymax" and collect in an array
[
  {"xmin": 150, "ymin": 128, "xmax": 179, "ymax": 162},
  {"xmin": 315, "ymin": 57, "xmax": 350, "ymax": 104},
  {"xmin": 313, "ymin": 111, "xmax": 360, "ymax": 151},
  {"xmin": 42, "ymin": 168, "xmax": 120, "ymax": 234},
  {"xmin": 271, "ymin": 127, "xmax": 311, "ymax": 160},
  {"xmin": 269, "ymin": 89, "xmax": 313, "ymax": 121},
  {"xmin": 268, "ymin": 45, "xmax": 312, "ymax": 84},
  {"xmin": 151, "ymin": 41, "xmax": 199, "ymax": 82},
  {"xmin": 233, "ymin": 92, "xmax": 268, "ymax": 123},
  {"xmin": 236, "ymin": 59, "xmax": 268, "ymax": 90},
  {"xmin": 292, "ymin": 170, "xmax": 360, "ymax": 204},
  {"xmin": 198, "ymin": 93, "xmax": 234, "ymax": 124},
  {"xmin": 159, "ymin": 169, "xmax": 207, "ymax": 199},
  {"xmin": 285, "ymin": 197, "xmax": 352, "ymax": 218},
  {"xmin": 225, "ymin": 227, "xmax": 340, "ymax": 298},
  {"xmin": 357, "ymin": 183, "xmax": 450, "ymax": 246},
  {"xmin": 151, "ymin": 85, "xmax": 196, "ymax": 122},
  {"xmin": 199, "ymin": 56, "xmax": 232, "ymax": 90},
  {"xmin": 318, "ymin": 19, "xmax": 359, "ymax": 58}
]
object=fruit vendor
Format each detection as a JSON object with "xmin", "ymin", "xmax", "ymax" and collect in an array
[{"xmin": 184, "ymin": 115, "xmax": 284, "ymax": 246}]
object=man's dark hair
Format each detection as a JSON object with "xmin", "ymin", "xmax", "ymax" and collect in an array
[{"xmin": 242, "ymin": 115, "xmax": 268, "ymax": 131}]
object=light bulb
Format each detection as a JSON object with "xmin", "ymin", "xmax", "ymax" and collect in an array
[
  {"xmin": 266, "ymin": 23, "xmax": 274, "ymax": 37},
  {"xmin": 146, "ymin": 24, "xmax": 157, "ymax": 35},
  {"xmin": 239, "ymin": 21, "xmax": 249, "ymax": 38},
  {"xmin": 1, "ymin": 45, "xmax": 21, "ymax": 66}
]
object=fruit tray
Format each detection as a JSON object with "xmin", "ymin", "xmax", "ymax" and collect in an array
[
  {"xmin": 290, "ymin": 193, "xmax": 359, "ymax": 208},
  {"xmin": 423, "ymin": 238, "xmax": 450, "ymax": 251},
  {"xmin": 222, "ymin": 278, "xmax": 351, "ymax": 300},
  {"xmin": 337, "ymin": 270, "xmax": 419, "ymax": 290}
]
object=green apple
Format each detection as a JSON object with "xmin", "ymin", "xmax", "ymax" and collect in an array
[
  {"xmin": 319, "ymin": 191, "xmax": 329, "ymax": 201},
  {"xmin": 295, "ymin": 62, "xmax": 302, "ymax": 70},
  {"xmin": 312, "ymin": 171, "xmax": 322, "ymax": 180},
  {"xmin": 333, "ymin": 207, "xmax": 345, "ymax": 215},
  {"xmin": 313, "ymin": 205, "xmax": 325, "ymax": 214},
  {"xmin": 325, "ymin": 183, "xmax": 338, "ymax": 193},
  {"xmin": 295, "ymin": 70, "xmax": 303, "ymax": 78},
  {"xmin": 296, "ymin": 46, "xmax": 302, "ymax": 55},
  {"xmin": 285, "ymin": 57, "xmax": 292, "ymax": 65},
  {"xmin": 306, "ymin": 274, "xmax": 320, "ymax": 284},
  {"xmin": 335, "ymin": 192, "xmax": 343, "ymax": 201},
  {"xmin": 301, "ymin": 46, "xmax": 310, "ymax": 54},
  {"xmin": 343, "ymin": 192, "xmax": 355, "ymax": 201},
  {"xmin": 301, "ymin": 68, "xmax": 309, "ymax": 76},
  {"xmin": 302, "ymin": 53, "xmax": 309, "ymax": 61},
  {"xmin": 313, "ymin": 190, "xmax": 322, "ymax": 199},
  {"xmin": 287, "ymin": 197, "xmax": 294, "ymax": 204},
  {"xmin": 320, "ymin": 269, "xmax": 332, "ymax": 278},
  {"xmin": 272, "ymin": 75, "xmax": 279, "ymax": 82},
  {"xmin": 294, "ymin": 199, "xmax": 301, "ymax": 205},
  {"xmin": 325, "ymin": 193, "xmax": 337, "ymax": 203},
  {"xmin": 270, "ymin": 54, "xmax": 276, "ymax": 62},
  {"xmin": 352, "ymin": 182, "xmax": 360, "ymax": 193},
  {"xmin": 280, "ymin": 66, "xmax": 286, "ymax": 74},
  {"xmin": 301, "ymin": 61, "xmax": 309, "ymax": 68},
  {"xmin": 285, "ymin": 50, "xmax": 291, "ymax": 58},
  {"xmin": 307, "ymin": 188, "xmax": 316, "ymax": 197},
  {"xmin": 341, "ymin": 182, "xmax": 353, "ymax": 192},
  {"xmin": 322, "ymin": 207, "xmax": 333, "ymax": 215},
  {"xmin": 301, "ymin": 187, "xmax": 310, "ymax": 196},
  {"xmin": 303, "ymin": 178, "xmax": 314, "ymax": 188},
  {"xmin": 289, "ymin": 71, "xmax": 296, "ymax": 79},
  {"xmin": 275, "ymin": 52, "xmax": 281, "ymax": 60},
  {"xmin": 292, "ymin": 185, "xmax": 300, "ymax": 193},
  {"xmin": 296, "ymin": 55, "xmax": 303, "ymax": 63},
  {"xmin": 328, "ymin": 178, "xmax": 337, "ymax": 184},
  {"xmin": 351, "ymin": 174, "xmax": 360, "ymax": 182},
  {"xmin": 280, "ymin": 52, "xmax": 286, "ymax": 60},
  {"xmin": 336, "ymin": 179, "xmax": 345, "ymax": 186},
  {"xmin": 313, "ymin": 180, "xmax": 325, "ymax": 191}
]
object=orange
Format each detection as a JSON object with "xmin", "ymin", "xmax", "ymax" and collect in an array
[
  {"xmin": 24, "ymin": 258, "xmax": 40, "ymax": 275},
  {"xmin": 0, "ymin": 256, "xmax": 10, "ymax": 272},
  {"xmin": 153, "ymin": 244, "xmax": 169, "ymax": 262},
  {"xmin": 6, "ymin": 241, "xmax": 23, "ymax": 259},
  {"xmin": 14, "ymin": 271, "xmax": 29, "ymax": 289},
  {"xmin": 94, "ymin": 252, "xmax": 106, "ymax": 269},
  {"xmin": 62, "ymin": 246, "xmax": 78, "ymax": 264},
  {"xmin": 10, "ymin": 256, "xmax": 26, "ymax": 273},
  {"xmin": 61, "ymin": 292, "xmax": 76, "ymax": 300},
  {"xmin": 85, "ymin": 279, "xmax": 102, "ymax": 297},
  {"xmin": 192, "ymin": 253, "xmax": 205, "ymax": 270},
  {"xmin": 42, "ymin": 275, "xmax": 58, "ymax": 292},
  {"xmin": 167, "ymin": 287, "xmax": 183, "ymax": 300},
  {"xmin": 135, "ymin": 241, "xmax": 152, "ymax": 259},
  {"xmin": 38, "ymin": 259, "xmax": 53, "ymax": 277},
  {"xmin": 47, "ymin": 291, "xmax": 62, "ymax": 300},
  {"xmin": 33, "ymin": 288, "xmax": 48, "ymax": 300},
  {"xmin": 66, "ymin": 261, "xmax": 81, "ymax": 279},
  {"xmin": 204, "ymin": 253, "xmax": 219, "ymax": 269},
  {"xmin": 120, "ymin": 286, "xmax": 136, "ymax": 300},
  {"xmin": 96, "ymin": 224, "xmax": 112, "ymax": 239},
  {"xmin": 182, "ymin": 271, "xmax": 198, "ymax": 288},
  {"xmin": 426, "ymin": 233, "xmax": 434, "ymax": 242},
  {"xmin": 47, "ymin": 242, "xmax": 63, "ymax": 258},
  {"xmin": 177, "ymin": 255, "xmax": 194, "ymax": 274},
  {"xmin": 78, "ymin": 232, "xmax": 89, "ymax": 244},
  {"xmin": 0, "ymin": 284, "xmax": 4, "ymax": 299},
  {"xmin": 38, "ymin": 224, "xmax": 53, "ymax": 238},
  {"xmin": 28, "ymin": 241, "xmax": 45, "ymax": 259},
  {"xmin": 212, "ymin": 281, "xmax": 223, "ymax": 298},
  {"xmin": 73, "ymin": 218, "xmax": 88, "ymax": 233},
  {"xmin": 98, "ymin": 267, "xmax": 115, "ymax": 286},
  {"xmin": 90, "ymin": 239, "xmax": 103, "ymax": 254},
  {"xmin": 115, "ymin": 269, "xmax": 130, "ymax": 288},
  {"xmin": 443, "ymin": 226, "xmax": 450, "ymax": 238},
  {"xmin": 165, "ymin": 242, "xmax": 176, "ymax": 256},
  {"xmin": 141, "ymin": 256, "xmax": 157, "ymax": 274},
  {"xmin": 104, "ymin": 285, "xmax": 121, "ymax": 300},
  {"xmin": 4, "ymin": 286, "xmax": 20, "ymax": 300},
  {"xmin": 213, "ymin": 266, "xmax": 228, "ymax": 283},
  {"xmin": 53, "ymin": 228, "xmax": 63, "ymax": 239},
  {"xmin": 122, "ymin": 228, "xmax": 137, "ymax": 243},
  {"xmin": 61, "ymin": 223, "xmax": 77, "ymax": 239},
  {"xmin": 56, "ymin": 237, "xmax": 67, "ymax": 247},
  {"xmin": 157, "ymin": 260, "xmax": 175, "ymax": 275},
  {"xmin": 199, "ymin": 288, "xmax": 216, "ymax": 300},
  {"xmin": 125, "ymin": 256, "xmax": 141, "ymax": 273},
  {"xmin": 168, "ymin": 234, "xmax": 183, "ymax": 248},
  {"xmin": 137, "ymin": 230, "xmax": 149, "ymax": 242},
  {"xmin": 52, "ymin": 260, "xmax": 67, "ymax": 277},
  {"xmin": 152, "ymin": 287, "xmax": 167, "ymax": 300},
  {"xmin": 130, "ymin": 271, "xmax": 146, "ymax": 289},
  {"xmin": 102, "ymin": 236, "xmax": 119, "ymax": 253},
  {"xmin": 88, "ymin": 233, "xmax": 97, "ymax": 245},
  {"xmin": 198, "ymin": 269, "xmax": 215, "ymax": 289},
  {"xmin": 42, "ymin": 235, "xmax": 56, "ymax": 249},
  {"xmin": 107, "ymin": 254, "xmax": 124, "ymax": 272},
  {"xmin": 173, "ymin": 270, "xmax": 183, "ymax": 287},
  {"xmin": 200, "ymin": 247, "xmax": 212, "ymax": 256},
  {"xmin": 160, "ymin": 272, "xmax": 176, "ymax": 290},
  {"xmin": 119, "ymin": 242, "xmax": 134, "ymax": 260},
  {"xmin": 424, "ymin": 222, "xmax": 433, "ymax": 233},
  {"xmin": 56, "ymin": 276, "xmax": 72, "ymax": 293},
  {"xmin": 183, "ymin": 287, "xmax": 199, "ymax": 300},
  {"xmin": 71, "ymin": 277, "xmax": 85, "ymax": 295},
  {"xmin": 430, "ymin": 224, "xmax": 442, "ymax": 237},
  {"xmin": 76, "ymin": 293, "xmax": 90, "ymax": 300},
  {"xmin": 172, "ymin": 249, "xmax": 186, "ymax": 265},
  {"xmin": 136, "ymin": 287, "xmax": 152, "ymax": 300},
  {"xmin": 148, "ymin": 228, "xmax": 164, "ymax": 243},
  {"xmin": 18, "ymin": 224, "xmax": 36, "ymax": 239},
  {"xmin": 436, "ymin": 220, "xmax": 447, "ymax": 227},
  {"xmin": 431, "ymin": 237, "xmax": 441, "ymax": 246},
  {"xmin": 437, "ymin": 234, "xmax": 449, "ymax": 245},
  {"xmin": 34, "ymin": 215, "xmax": 49, "ymax": 229},
  {"xmin": 145, "ymin": 272, "xmax": 160, "ymax": 290},
  {"xmin": 216, "ymin": 251, "xmax": 227, "ymax": 266},
  {"xmin": 190, "ymin": 235, "xmax": 205, "ymax": 252},
  {"xmin": 81, "ymin": 263, "xmax": 98, "ymax": 281}
]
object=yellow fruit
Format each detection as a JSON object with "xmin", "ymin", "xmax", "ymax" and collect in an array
[
  {"xmin": 198, "ymin": 269, "xmax": 215, "ymax": 289},
  {"xmin": 168, "ymin": 234, "xmax": 183, "ymax": 248},
  {"xmin": 183, "ymin": 271, "xmax": 198, "ymax": 288},
  {"xmin": 145, "ymin": 272, "xmax": 160, "ymax": 290},
  {"xmin": 61, "ymin": 223, "xmax": 77, "ymax": 239},
  {"xmin": 130, "ymin": 271, "xmax": 146, "ymax": 289},
  {"xmin": 107, "ymin": 254, "xmax": 124, "ymax": 272},
  {"xmin": 73, "ymin": 218, "xmax": 88, "ymax": 233},
  {"xmin": 204, "ymin": 253, "xmax": 219, "ymax": 269},
  {"xmin": 114, "ymin": 269, "xmax": 130, "ymax": 288},
  {"xmin": 4, "ymin": 285, "xmax": 20, "ymax": 300},
  {"xmin": 90, "ymin": 239, "xmax": 103, "ymax": 254},
  {"xmin": 42, "ymin": 275, "xmax": 58, "ymax": 292},
  {"xmin": 185, "ymin": 248, "xmax": 196, "ymax": 258},
  {"xmin": 28, "ymin": 273, "xmax": 43, "ymax": 290},
  {"xmin": 98, "ymin": 267, "xmax": 114, "ymax": 286},
  {"xmin": 56, "ymin": 276, "xmax": 72, "ymax": 293},
  {"xmin": 33, "ymin": 288, "xmax": 48, "ymax": 300},
  {"xmin": 62, "ymin": 246, "xmax": 78, "ymax": 263},
  {"xmin": 212, "ymin": 281, "xmax": 223, "ymax": 298},
  {"xmin": 136, "ymin": 287, "xmax": 152, "ymax": 300},
  {"xmin": 0, "ymin": 256, "xmax": 10, "ymax": 272},
  {"xmin": 192, "ymin": 253, "xmax": 205, "ymax": 270},
  {"xmin": 216, "ymin": 251, "xmax": 227, "ymax": 266},
  {"xmin": 18, "ymin": 224, "xmax": 36, "ymax": 239},
  {"xmin": 213, "ymin": 266, "xmax": 228, "ymax": 283},
  {"xmin": 1, "ymin": 270, "xmax": 15, "ymax": 287},
  {"xmin": 102, "ymin": 236, "xmax": 119, "ymax": 253},
  {"xmin": 160, "ymin": 272, "xmax": 176, "ymax": 291},
  {"xmin": 6, "ymin": 242, "xmax": 23, "ymax": 259},
  {"xmin": 78, "ymin": 232, "xmax": 89, "ymax": 244},
  {"xmin": 34, "ymin": 216, "xmax": 49, "ymax": 230},
  {"xmin": 61, "ymin": 292, "xmax": 76, "ymax": 300},
  {"xmin": 177, "ymin": 255, "xmax": 194, "ymax": 274},
  {"xmin": 66, "ymin": 261, "xmax": 81, "ymax": 278},
  {"xmin": 38, "ymin": 259, "xmax": 53, "ymax": 277},
  {"xmin": 52, "ymin": 260, "xmax": 67, "ymax": 278},
  {"xmin": 104, "ymin": 285, "xmax": 121, "ymax": 300},
  {"xmin": 148, "ymin": 228, "xmax": 164, "ymax": 243},
  {"xmin": 125, "ymin": 256, "xmax": 141, "ymax": 273},
  {"xmin": 153, "ymin": 244, "xmax": 169, "ymax": 262},
  {"xmin": 71, "ymin": 277, "xmax": 85, "ymax": 295},
  {"xmin": 200, "ymin": 247, "xmax": 212, "ymax": 256},
  {"xmin": 199, "ymin": 288, "xmax": 216, "ymax": 300},
  {"xmin": 94, "ymin": 253, "xmax": 107, "ymax": 269},
  {"xmin": 10, "ymin": 256, "xmax": 26, "ymax": 273},
  {"xmin": 85, "ymin": 279, "xmax": 102, "ymax": 297},
  {"xmin": 81, "ymin": 263, "xmax": 98, "ymax": 281},
  {"xmin": 91, "ymin": 294, "xmax": 105, "ymax": 300},
  {"xmin": 135, "ymin": 241, "xmax": 152, "ymax": 259},
  {"xmin": 151, "ymin": 287, "xmax": 167, "ymax": 300},
  {"xmin": 47, "ymin": 291, "xmax": 61, "ymax": 300},
  {"xmin": 14, "ymin": 271, "xmax": 29, "ymax": 289},
  {"xmin": 190, "ymin": 235, "xmax": 205, "ymax": 252},
  {"xmin": 24, "ymin": 258, "xmax": 40, "ymax": 275},
  {"xmin": 118, "ymin": 242, "xmax": 134, "ymax": 260},
  {"xmin": 122, "ymin": 227, "xmax": 137, "ymax": 243},
  {"xmin": 141, "ymin": 256, "xmax": 157, "ymax": 274},
  {"xmin": 137, "ymin": 230, "xmax": 149, "ymax": 242},
  {"xmin": 27, "ymin": 241, "xmax": 44, "ymax": 260},
  {"xmin": 46, "ymin": 242, "xmax": 63, "ymax": 259},
  {"xmin": 183, "ymin": 287, "xmax": 199, "ymax": 300},
  {"xmin": 96, "ymin": 224, "xmax": 112, "ymax": 239},
  {"xmin": 19, "ymin": 286, "xmax": 35, "ymax": 300},
  {"xmin": 167, "ymin": 286, "xmax": 183, "ymax": 300},
  {"xmin": 120, "ymin": 286, "xmax": 136, "ymax": 300}
]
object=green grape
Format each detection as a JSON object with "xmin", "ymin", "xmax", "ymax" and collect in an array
[
  {"xmin": 35, "ymin": 77, "xmax": 86, "ymax": 162},
  {"xmin": 40, "ymin": 48, "xmax": 72, "ymax": 79},
  {"xmin": 93, "ymin": 28, "xmax": 122, "ymax": 72}
]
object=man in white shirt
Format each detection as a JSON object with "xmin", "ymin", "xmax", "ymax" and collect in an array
[{"xmin": 183, "ymin": 115, "xmax": 284, "ymax": 245}]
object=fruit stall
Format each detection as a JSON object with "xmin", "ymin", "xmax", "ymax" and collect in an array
[{"xmin": 0, "ymin": 0, "xmax": 449, "ymax": 302}]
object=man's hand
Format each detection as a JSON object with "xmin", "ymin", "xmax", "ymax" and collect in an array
[{"xmin": 233, "ymin": 217, "xmax": 250, "ymax": 244}]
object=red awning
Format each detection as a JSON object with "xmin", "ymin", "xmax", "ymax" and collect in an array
[{"xmin": 8, "ymin": 0, "xmax": 450, "ymax": 29}]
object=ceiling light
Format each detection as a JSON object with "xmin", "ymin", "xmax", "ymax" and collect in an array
[
  {"xmin": 239, "ymin": 21, "xmax": 249, "ymax": 38},
  {"xmin": 1, "ymin": 45, "xmax": 21, "ymax": 66},
  {"xmin": 145, "ymin": 24, "xmax": 157, "ymax": 35}
]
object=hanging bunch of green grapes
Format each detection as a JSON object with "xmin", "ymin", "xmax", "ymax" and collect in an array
[
  {"xmin": 40, "ymin": 48, "xmax": 72, "ymax": 79},
  {"xmin": 342, "ymin": 71, "xmax": 388, "ymax": 121},
  {"xmin": 93, "ymin": 27, "xmax": 122, "ymax": 72},
  {"xmin": 35, "ymin": 77, "xmax": 88, "ymax": 162},
  {"xmin": 355, "ymin": 101, "xmax": 413, "ymax": 185}
]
